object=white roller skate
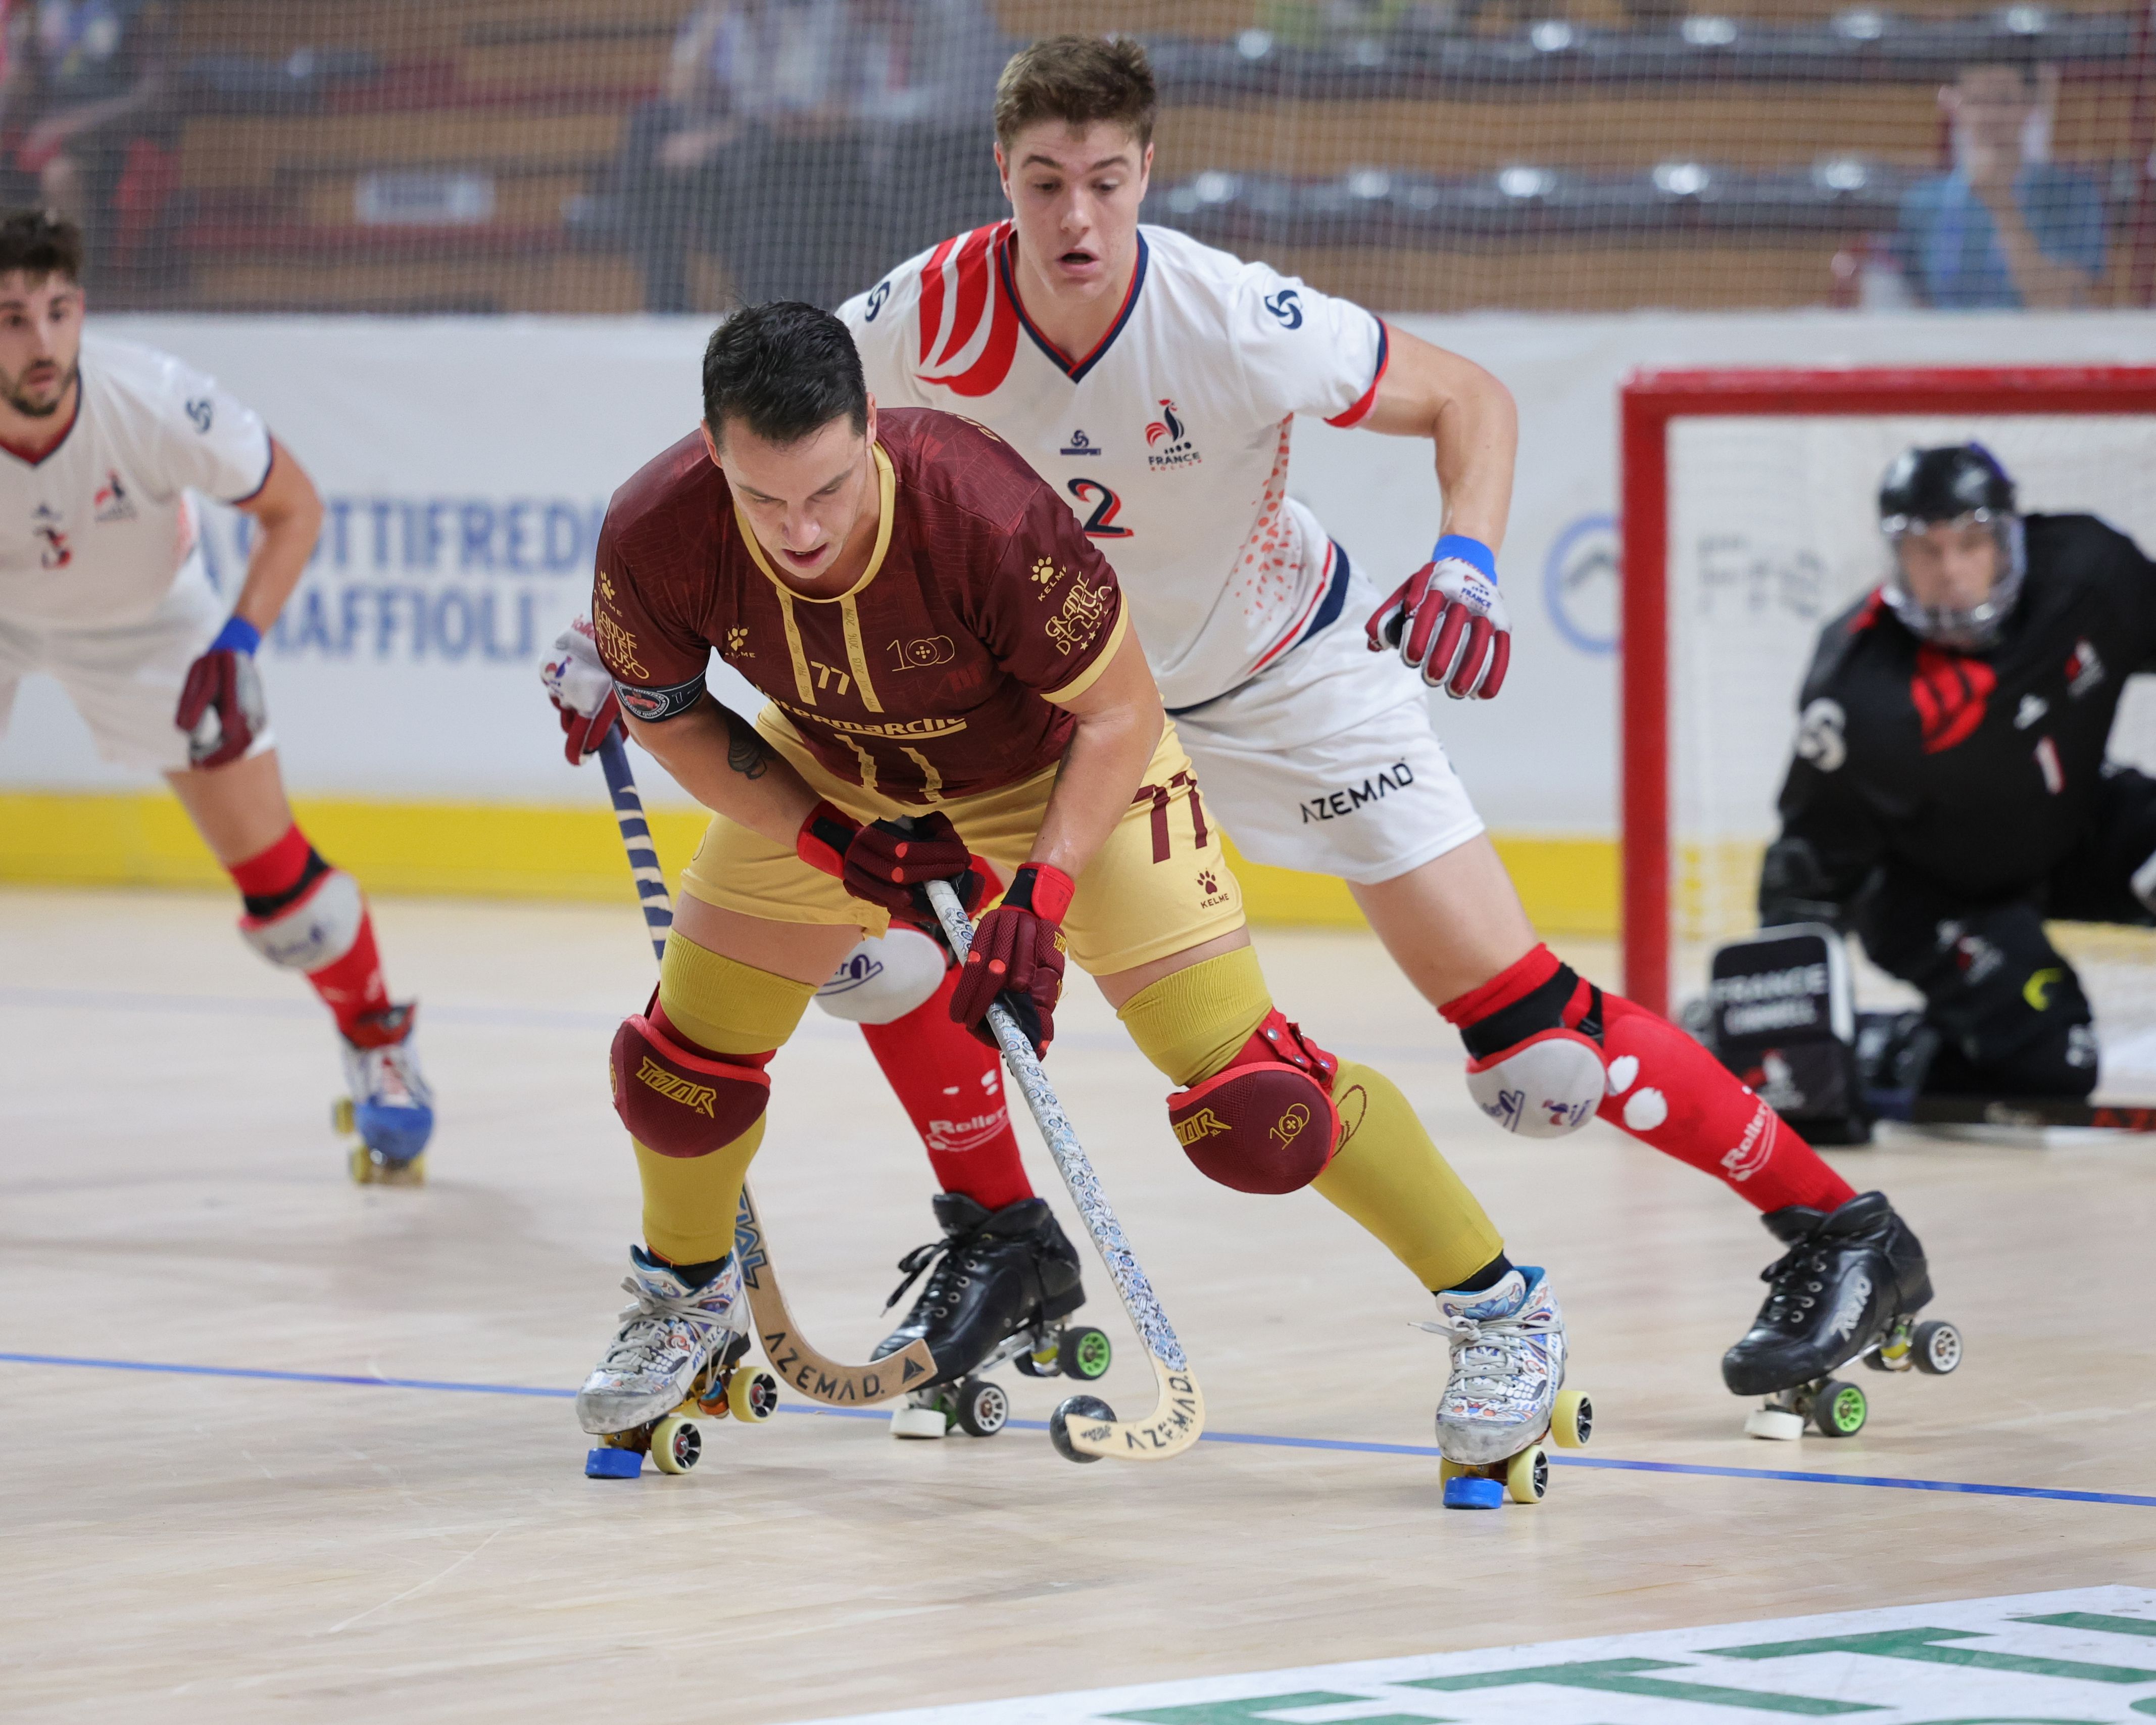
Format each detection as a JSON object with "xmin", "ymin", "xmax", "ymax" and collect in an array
[
  {"xmin": 337, "ymin": 1003, "xmax": 435, "ymax": 1185},
  {"xmin": 1419, "ymin": 1266, "xmax": 1592, "ymax": 1508},
  {"xmin": 579, "ymin": 1249, "xmax": 778, "ymax": 1479}
]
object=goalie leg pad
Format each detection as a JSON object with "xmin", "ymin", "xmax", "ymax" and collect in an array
[
  {"xmin": 1464, "ymin": 1028, "xmax": 1608, "ymax": 1139},
  {"xmin": 238, "ymin": 866, "xmax": 364, "ymax": 973},
  {"xmin": 610, "ymin": 1001, "xmax": 772, "ymax": 1158},
  {"xmin": 813, "ymin": 927, "xmax": 949, "ymax": 1025},
  {"xmin": 1168, "ymin": 1010, "xmax": 1341, "ymax": 1194}
]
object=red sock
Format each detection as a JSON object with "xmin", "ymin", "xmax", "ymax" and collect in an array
[
  {"xmin": 1596, "ymin": 991, "xmax": 1856, "ymax": 1215},
  {"xmin": 859, "ymin": 968, "xmax": 1034, "ymax": 1211},
  {"xmin": 229, "ymin": 824, "xmax": 394, "ymax": 1044}
]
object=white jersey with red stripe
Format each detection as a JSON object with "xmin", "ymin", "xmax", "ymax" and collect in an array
[
  {"xmin": 839, "ymin": 222, "xmax": 1388, "ymax": 711},
  {"xmin": 0, "ymin": 333, "xmax": 272, "ymax": 631}
]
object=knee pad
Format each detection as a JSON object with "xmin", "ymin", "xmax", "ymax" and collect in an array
[
  {"xmin": 610, "ymin": 993, "xmax": 772, "ymax": 1158},
  {"xmin": 237, "ymin": 866, "xmax": 363, "ymax": 974},
  {"xmin": 1167, "ymin": 1010, "xmax": 1341, "ymax": 1194},
  {"xmin": 1446, "ymin": 947, "xmax": 1607, "ymax": 1140},
  {"xmin": 813, "ymin": 928, "xmax": 948, "ymax": 1025}
]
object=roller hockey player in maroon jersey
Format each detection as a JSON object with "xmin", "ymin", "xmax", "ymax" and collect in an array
[
  {"xmin": 0, "ymin": 209, "xmax": 431, "ymax": 1179},
  {"xmin": 806, "ymin": 34, "xmax": 1926, "ymax": 1431}
]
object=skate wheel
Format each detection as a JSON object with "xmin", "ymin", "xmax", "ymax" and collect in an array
[
  {"xmin": 1057, "ymin": 1325, "xmax": 1113, "ymax": 1382},
  {"xmin": 953, "ymin": 1377, "xmax": 1010, "ymax": 1438},
  {"xmin": 1814, "ymin": 1379, "xmax": 1867, "ymax": 1438},
  {"xmin": 1048, "ymin": 1394, "xmax": 1115, "ymax": 1464},
  {"xmin": 890, "ymin": 1402, "xmax": 948, "ymax": 1440},
  {"xmin": 1505, "ymin": 1445, "xmax": 1550, "ymax": 1505},
  {"xmin": 347, "ymin": 1144, "xmax": 374, "ymax": 1185},
  {"xmin": 585, "ymin": 1446, "xmax": 643, "ymax": 1479},
  {"xmin": 650, "ymin": 1415, "xmax": 703, "ymax": 1474},
  {"xmin": 726, "ymin": 1366, "xmax": 779, "ymax": 1424},
  {"xmin": 1442, "ymin": 1474, "xmax": 1504, "ymax": 1510},
  {"xmin": 1550, "ymin": 1389, "xmax": 1592, "ymax": 1449},
  {"xmin": 1014, "ymin": 1342, "xmax": 1056, "ymax": 1378},
  {"xmin": 331, "ymin": 1096, "xmax": 355, "ymax": 1136},
  {"xmin": 1912, "ymin": 1320, "xmax": 1962, "ymax": 1375},
  {"xmin": 1744, "ymin": 1406, "xmax": 1806, "ymax": 1442}
]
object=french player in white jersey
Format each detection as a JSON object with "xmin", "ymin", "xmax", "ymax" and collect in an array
[
  {"xmin": 0, "ymin": 210, "xmax": 433, "ymax": 1180},
  {"xmin": 823, "ymin": 37, "xmax": 1922, "ymax": 1433}
]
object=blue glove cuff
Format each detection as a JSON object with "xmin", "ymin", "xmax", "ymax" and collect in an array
[
  {"xmin": 1431, "ymin": 534, "xmax": 1497, "ymax": 583},
  {"xmin": 210, "ymin": 615, "xmax": 261, "ymax": 656}
]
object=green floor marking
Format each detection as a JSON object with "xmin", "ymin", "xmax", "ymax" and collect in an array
[
  {"xmin": 1107, "ymin": 1692, "xmax": 1449, "ymax": 1725},
  {"xmin": 2017, "ymin": 1612, "xmax": 2156, "ymax": 1641},
  {"xmin": 1402, "ymin": 1656, "xmax": 1878, "ymax": 1714},
  {"xmin": 1709, "ymin": 1627, "xmax": 2156, "ymax": 1685}
]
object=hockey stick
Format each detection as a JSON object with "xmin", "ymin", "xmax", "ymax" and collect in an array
[
  {"xmin": 593, "ymin": 728, "xmax": 941, "ymax": 1405},
  {"xmin": 921, "ymin": 874, "xmax": 1204, "ymax": 1463}
]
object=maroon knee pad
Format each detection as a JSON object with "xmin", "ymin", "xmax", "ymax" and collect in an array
[
  {"xmin": 609, "ymin": 994, "xmax": 773, "ymax": 1158},
  {"xmin": 1167, "ymin": 1010, "xmax": 1341, "ymax": 1194}
]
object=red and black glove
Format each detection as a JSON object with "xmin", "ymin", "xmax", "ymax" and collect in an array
[
  {"xmin": 175, "ymin": 615, "xmax": 266, "ymax": 769},
  {"xmin": 797, "ymin": 804, "xmax": 993, "ymax": 935},
  {"xmin": 949, "ymin": 862, "xmax": 1072, "ymax": 1058}
]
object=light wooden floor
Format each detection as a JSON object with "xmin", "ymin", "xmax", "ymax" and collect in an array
[{"xmin": 4, "ymin": 887, "xmax": 2154, "ymax": 1724}]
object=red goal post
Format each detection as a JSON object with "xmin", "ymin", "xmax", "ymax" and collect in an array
[{"xmin": 1619, "ymin": 364, "xmax": 2156, "ymax": 1020}]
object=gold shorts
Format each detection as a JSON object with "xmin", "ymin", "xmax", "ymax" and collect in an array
[{"xmin": 680, "ymin": 708, "xmax": 1246, "ymax": 976}]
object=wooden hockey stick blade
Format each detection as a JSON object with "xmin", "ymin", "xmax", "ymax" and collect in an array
[
  {"xmin": 1898, "ymin": 1095, "xmax": 2156, "ymax": 1132},
  {"xmin": 731, "ymin": 1183, "xmax": 942, "ymax": 1405},
  {"xmin": 1059, "ymin": 1351, "xmax": 1207, "ymax": 1463}
]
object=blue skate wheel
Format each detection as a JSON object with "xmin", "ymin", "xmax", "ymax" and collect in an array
[
  {"xmin": 585, "ymin": 1446, "xmax": 643, "ymax": 1479},
  {"xmin": 1443, "ymin": 1474, "xmax": 1505, "ymax": 1510}
]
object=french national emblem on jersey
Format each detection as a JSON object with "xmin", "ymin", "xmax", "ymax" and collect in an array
[
  {"xmin": 1144, "ymin": 399, "xmax": 1202, "ymax": 470},
  {"xmin": 914, "ymin": 223, "xmax": 1019, "ymax": 399}
]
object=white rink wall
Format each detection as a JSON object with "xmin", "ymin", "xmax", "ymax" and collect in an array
[{"xmin": 4, "ymin": 307, "xmax": 2154, "ymax": 834}]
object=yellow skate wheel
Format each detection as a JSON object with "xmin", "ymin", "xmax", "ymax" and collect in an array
[
  {"xmin": 348, "ymin": 1145, "xmax": 375, "ymax": 1185},
  {"xmin": 650, "ymin": 1414, "xmax": 703, "ymax": 1474},
  {"xmin": 331, "ymin": 1096, "xmax": 355, "ymax": 1136},
  {"xmin": 727, "ymin": 1366, "xmax": 779, "ymax": 1424},
  {"xmin": 1505, "ymin": 1444, "xmax": 1550, "ymax": 1505},
  {"xmin": 1438, "ymin": 1457, "xmax": 1475, "ymax": 1484},
  {"xmin": 1551, "ymin": 1389, "xmax": 1593, "ymax": 1449}
]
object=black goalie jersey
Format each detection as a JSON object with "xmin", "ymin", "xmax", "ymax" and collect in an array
[{"xmin": 1767, "ymin": 513, "xmax": 2156, "ymax": 916}]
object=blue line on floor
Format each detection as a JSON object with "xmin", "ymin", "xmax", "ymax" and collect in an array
[{"xmin": 5, "ymin": 1349, "xmax": 2149, "ymax": 1508}]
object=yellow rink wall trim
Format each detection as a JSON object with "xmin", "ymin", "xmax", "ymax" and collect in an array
[{"xmin": 0, "ymin": 791, "xmax": 1619, "ymax": 936}]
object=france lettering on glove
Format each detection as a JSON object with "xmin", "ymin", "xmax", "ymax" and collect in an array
[
  {"xmin": 540, "ymin": 616, "xmax": 623, "ymax": 764},
  {"xmin": 175, "ymin": 614, "xmax": 266, "ymax": 769},
  {"xmin": 949, "ymin": 862, "xmax": 1072, "ymax": 1058},
  {"xmin": 1364, "ymin": 533, "xmax": 1512, "ymax": 700},
  {"xmin": 797, "ymin": 805, "xmax": 995, "ymax": 936}
]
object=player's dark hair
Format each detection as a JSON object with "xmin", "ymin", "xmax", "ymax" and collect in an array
[
  {"xmin": 0, "ymin": 208, "xmax": 83, "ymax": 285},
  {"xmin": 701, "ymin": 302, "xmax": 868, "ymax": 448},
  {"xmin": 995, "ymin": 35, "xmax": 1156, "ymax": 152}
]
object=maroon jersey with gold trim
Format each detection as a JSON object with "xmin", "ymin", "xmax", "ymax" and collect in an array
[{"xmin": 592, "ymin": 409, "xmax": 1128, "ymax": 804}]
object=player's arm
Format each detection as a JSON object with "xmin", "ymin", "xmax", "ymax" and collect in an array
[
  {"xmin": 621, "ymin": 695, "xmax": 821, "ymax": 848},
  {"xmin": 1760, "ymin": 711, "xmax": 1883, "ymax": 930},
  {"xmin": 226, "ymin": 439, "xmax": 323, "ymax": 636},
  {"xmin": 1031, "ymin": 626, "xmax": 1163, "ymax": 880}
]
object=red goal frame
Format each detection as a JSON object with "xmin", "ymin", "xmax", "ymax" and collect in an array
[{"xmin": 1619, "ymin": 364, "xmax": 2156, "ymax": 1019}]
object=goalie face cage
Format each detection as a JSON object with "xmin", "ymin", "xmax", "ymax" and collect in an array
[{"xmin": 1619, "ymin": 365, "xmax": 2156, "ymax": 1021}]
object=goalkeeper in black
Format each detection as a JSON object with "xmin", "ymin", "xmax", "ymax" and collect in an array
[{"xmin": 1761, "ymin": 442, "xmax": 2156, "ymax": 1100}]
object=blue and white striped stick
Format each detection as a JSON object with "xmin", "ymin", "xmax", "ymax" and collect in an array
[{"xmin": 597, "ymin": 728, "xmax": 672, "ymax": 962}]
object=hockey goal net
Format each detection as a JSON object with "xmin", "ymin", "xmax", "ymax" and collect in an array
[{"xmin": 1620, "ymin": 365, "xmax": 2156, "ymax": 1088}]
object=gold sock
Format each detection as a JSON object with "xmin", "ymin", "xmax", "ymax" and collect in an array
[
  {"xmin": 632, "ymin": 934, "xmax": 815, "ymax": 1264},
  {"xmin": 1315, "ymin": 1060, "xmax": 1504, "ymax": 1291},
  {"xmin": 1116, "ymin": 947, "xmax": 1272, "ymax": 1085}
]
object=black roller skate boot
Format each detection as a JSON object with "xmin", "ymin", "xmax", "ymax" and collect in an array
[
  {"xmin": 1723, "ymin": 1190, "xmax": 1960, "ymax": 1440},
  {"xmin": 876, "ymin": 1195, "xmax": 1107, "ymax": 1440}
]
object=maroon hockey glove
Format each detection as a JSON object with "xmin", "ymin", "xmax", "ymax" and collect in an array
[
  {"xmin": 839, "ymin": 812, "xmax": 994, "ymax": 934},
  {"xmin": 950, "ymin": 862, "xmax": 1072, "ymax": 1058},
  {"xmin": 175, "ymin": 617, "xmax": 266, "ymax": 769}
]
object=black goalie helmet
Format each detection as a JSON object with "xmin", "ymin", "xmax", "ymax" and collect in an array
[{"xmin": 1876, "ymin": 443, "xmax": 2025, "ymax": 650}]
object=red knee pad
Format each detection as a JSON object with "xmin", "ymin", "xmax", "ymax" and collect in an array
[
  {"xmin": 609, "ymin": 994, "xmax": 773, "ymax": 1158},
  {"xmin": 1167, "ymin": 1011, "xmax": 1341, "ymax": 1194}
]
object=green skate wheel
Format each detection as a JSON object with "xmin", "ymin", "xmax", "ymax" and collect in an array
[
  {"xmin": 1551, "ymin": 1389, "xmax": 1592, "ymax": 1449},
  {"xmin": 1814, "ymin": 1379, "xmax": 1868, "ymax": 1438},
  {"xmin": 1505, "ymin": 1445, "xmax": 1550, "ymax": 1504},
  {"xmin": 1048, "ymin": 1394, "xmax": 1114, "ymax": 1463},
  {"xmin": 953, "ymin": 1377, "xmax": 1009, "ymax": 1438},
  {"xmin": 1058, "ymin": 1325, "xmax": 1112, "ymax": 1381},
  {"xmin": 650, "ymin": 1415, "xmax": 702, "ymax": 1474},
  {"xmin": 1912, "ymin": 1320, "xmax": 1962, "ymax": 1375}
]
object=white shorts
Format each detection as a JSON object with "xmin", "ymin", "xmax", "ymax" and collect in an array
[
  {"xmin": 0, "ymin": 568, "xmax": 269, "ymax": 773},
  {"xmin": 1168, "ymin": 552, "xmax": 1484, "ymax": 886}
]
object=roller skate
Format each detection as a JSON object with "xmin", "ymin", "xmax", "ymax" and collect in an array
[
  {"xmin": 1419, "ymin": 1266, "xmax": 1592, "ymax": 1508},
  {"xmin": 336, "ymin": 1004, "xmax": 434, "ymax": 1185},
  {"xmin": 1724, "ymin": 1190, "xmax": 1961, "ymax": 1440},
  {"xmin": 579, "ymin": 1248, "xmax": 780, "ymax": 1478},
  {"xmin": 876, "ymin": 1194, "xmax": 1110, "ymax": 1440}
]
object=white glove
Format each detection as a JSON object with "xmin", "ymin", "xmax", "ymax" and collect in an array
[
  {"xmin": 541, "ymin": 617, "xmax": 622, "ymax": 764},
  {"xmin": 1364, "ymin": 535, "xmax": 1512, "ymax": 700}
]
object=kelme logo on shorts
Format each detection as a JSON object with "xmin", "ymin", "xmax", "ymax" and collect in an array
[
  {"xmin": 637, "ymin": 1056, "xmax": 717, "ymax": 1117},
  {"xmin": 1173, "ymin": 1107, "xmax": 1231, "ymax": 1146}
]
